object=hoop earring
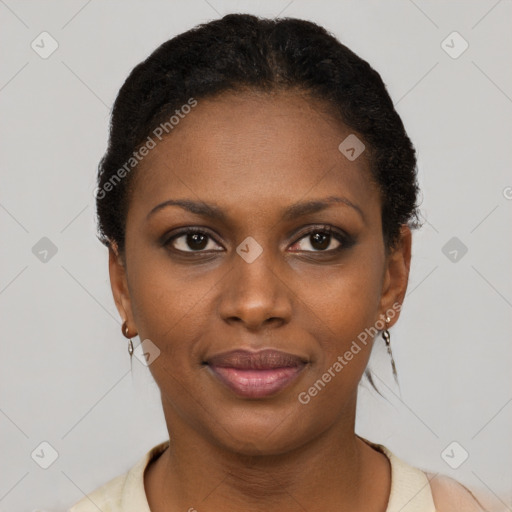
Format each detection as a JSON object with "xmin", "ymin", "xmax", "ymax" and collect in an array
[{"xmin": 381, "ymin": 316, "xmax": 398, "ymax": 384}]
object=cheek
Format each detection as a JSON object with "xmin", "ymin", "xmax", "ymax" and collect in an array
[
  {"xmin": 295, "ymin": 280, "xmax": 380, "ymax": 412},
  {"xmin": 304, "ymin": 259, "xmax": 384, "ymax": 339},
  {"xmin": 128, "ymin": 268, "xmax": 209, "ymax": 401},
  {"xmin": 126, "ymin": 254, "xmax": 216, "ymax": 363},
  {"xmin": 295, "ymin": 257, "xmax": 384, "ymax": 394}
]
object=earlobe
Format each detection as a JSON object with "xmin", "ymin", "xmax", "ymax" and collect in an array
[{"xmin": 378, "ymin": 225, "xmax": 412, "ymax": 328}]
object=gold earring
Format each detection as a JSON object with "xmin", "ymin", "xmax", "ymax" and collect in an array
[
  {"xmin": 381, "ymin": 316, "xmax": 398, "ymax": 384},
  {"xmin": 122, "ymin": 320, "xmax": 135, "ymax": 357}
]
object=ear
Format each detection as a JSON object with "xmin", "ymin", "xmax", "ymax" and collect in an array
[
  {"xmin": 108, "ymin": 243, "xmax": 136, "ymax": 330},
  {"xmin": 378, "ymin": 225, "xmax": 412, "ymax": 328}
]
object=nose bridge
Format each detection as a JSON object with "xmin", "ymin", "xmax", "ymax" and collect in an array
[{"xmin": 218, "ymin": 237, "xmax": 292, "ymax": 329}]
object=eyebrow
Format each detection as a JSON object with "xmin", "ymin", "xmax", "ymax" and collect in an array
[{"xmin": 146, "ymin": 196, "xmax": 365, "ymax": 223}]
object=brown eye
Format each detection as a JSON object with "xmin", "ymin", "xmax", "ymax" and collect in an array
[
  {"xmin": 290, "ymin": 231, "xmax": 340, "ymax": 252},
  {"xmin": 289, "ymin": 226, "xmax": 347, "ymax": 252},
  {"xmin": 166, "ymin": 229, "xmax": 223, "ymax": 253}
]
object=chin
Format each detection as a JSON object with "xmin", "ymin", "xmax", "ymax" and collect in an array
[{"xmin": 206, "ymin": 410, "xmax": 310, "ymax": 457}]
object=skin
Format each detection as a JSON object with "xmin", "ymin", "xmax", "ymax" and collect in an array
[{"xmin": 109, "ymin": 89, "xmax": 412, "ymax": 512}]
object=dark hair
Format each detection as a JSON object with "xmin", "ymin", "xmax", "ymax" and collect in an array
[{"xmin": 96, "ymin": 13, "xmax": 422, "ymax": 394}]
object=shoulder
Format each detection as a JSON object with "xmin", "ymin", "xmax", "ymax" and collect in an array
[
  {"xmin": 67, "ymin": 472, "xmax": 126, "ymax": 511},
  {"xmin": 425, "ymin": 471, "xmax": 496, "ymax": 512},
  {"xmin": 359, "ymin": 437, "xmax": 504, "ymax": 512},
  {"xmin": 67, "ymin": 440, "xmax": 169, "ymax": 512}
]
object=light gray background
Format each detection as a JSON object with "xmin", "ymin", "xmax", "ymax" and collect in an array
[{"xmin": 1, "ymin": 1, "xmax": 511, "ymax": 511}]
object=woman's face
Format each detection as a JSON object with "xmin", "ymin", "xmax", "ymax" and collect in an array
[{"xmin": 110, "ymin": 90, "xmax": 411, "ymax": 455}]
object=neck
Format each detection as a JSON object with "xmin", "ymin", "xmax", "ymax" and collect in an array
[{"xmin": 145, "ymin": 397, "xmax": 390, "ymax": 512}]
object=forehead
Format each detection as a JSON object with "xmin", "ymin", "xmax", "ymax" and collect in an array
[{"xmin": 128, "ymin": 89, "xmax": 380, "ymax": 222}]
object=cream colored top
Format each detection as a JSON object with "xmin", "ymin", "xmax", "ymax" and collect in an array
[{"xmin": 68, "ymin": 437, "xmax": 496, "ymax": 512}]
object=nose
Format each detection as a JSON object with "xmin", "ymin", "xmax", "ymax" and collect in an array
[{"xmin": 218, "ymin": 246, "xmax": 293, "ymax": 332}]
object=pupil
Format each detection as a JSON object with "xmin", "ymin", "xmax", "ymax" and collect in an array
[
  {"xmin": 311, "ymin": 232, "xmax": 330, "ymax": 250},
  {"xmin": 188, "ymin": 233, "xmax": 207, "ymax": 250}
]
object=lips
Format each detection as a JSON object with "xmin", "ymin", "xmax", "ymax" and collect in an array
[
  {"xmin": 206, "ymin": 349, "xmax": 307, "ymax": 370},
  {"xmin": 205, "ymin": 349, "xmax": 308, "ymax": 399}
]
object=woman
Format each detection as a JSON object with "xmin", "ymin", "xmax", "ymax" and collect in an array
[{"xmin": 69, "ymin": 13, "xmax": 497, "ymax": 512}]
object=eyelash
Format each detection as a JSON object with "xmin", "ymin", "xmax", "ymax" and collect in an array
[{"xmin": 163, "ymin": 225, "xmax": 354, "ymax": 255}]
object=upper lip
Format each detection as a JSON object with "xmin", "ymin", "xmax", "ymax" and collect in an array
[{"xmin": 206, "ymin": 349, "xmax": 308, "ymax": 370}]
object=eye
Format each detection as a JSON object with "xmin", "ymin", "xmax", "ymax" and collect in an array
[
  {"xmin": 166, "ymin": 228, "xmax": 223, "ymax": 253},
  {"xmin": 289, "ymin": 225, "xmax": 348, "ymax": 252},
  {"xmin": 164, "ymin": 225, "xmax": 353, "ymax": 255}
]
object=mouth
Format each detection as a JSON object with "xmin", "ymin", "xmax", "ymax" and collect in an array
[{"xmin": 204, "ymin": 349, "xmax": 308, "ymax": 399}]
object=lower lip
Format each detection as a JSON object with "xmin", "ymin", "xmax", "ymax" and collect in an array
[{"xmin": 207, "ymin": 365, "xmax": 305, "ymax": 398}]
